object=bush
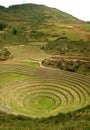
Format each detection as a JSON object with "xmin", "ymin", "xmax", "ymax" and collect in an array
[
  {"xmin": 12, "ymin": 28, "xmax": 17, "ymax": 35},
  {"xmin": 0, "ymin": 48, "xmax": 11, "ymax": 61},
  {"xmin": 0, "ymin": 23, "xmax": 7, "ymax": 31}
]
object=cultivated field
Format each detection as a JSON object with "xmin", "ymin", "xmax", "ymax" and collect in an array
[{"xmin": 0, "ymin": 45, "xmax": 90, "ymax": 118}]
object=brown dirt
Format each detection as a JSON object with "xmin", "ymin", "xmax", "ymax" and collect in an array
[{"xmin": 50, "ymin": 55, "xmax": 90, "ymax": 62}]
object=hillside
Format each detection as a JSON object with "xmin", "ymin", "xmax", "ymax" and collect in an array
[
  {"xmin": 42, "ymin": 36, "xmax": 90, "ymax": 56},
  {"xmin": 0, "ymin": 3, "xmax": 90, "ymax": 130},
  {"xmin": 0, "ymin": 4, "xmax": 83, "ymax": 23},
  {"xmin": 41, "ymin": 37, "xmax": 90, "ymax": 75},
  {"xmin": 0, "ymin": 3, "xmax": 90, "ymax": 47}
]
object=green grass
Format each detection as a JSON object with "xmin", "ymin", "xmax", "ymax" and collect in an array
[
  {"xmin": 81, "ymin": 24, "xmax": 90, "ymax": 32},
  {"xmin": 0, "ymin": 73, "xmax": 27, "ymax": 88},
  {"xmin": 0, "ymin": 44, "xmax": 90, "ymax": 129},
  {"xmin": 30, "ymin": 96, "xmax": 55, "ymax": 110},
  {"xmin": 6, "ymin": 45, "xmax": 51, "ymax": 61},
  {"xmin": 0, "ymin": 3, "xmax": 90, "ymax": 49},
  {"xmin": 66, "ymin": 31, "xmax": 81, "ymax": 40},
  {"xmin": 0, "ymin": 3, "xmax": 90, "ymax": 129},
  {"xmin": 0, "ymin": 44, "xmax": 89, "ymax": 118},
  {"xmin": 13, "ymin": 61, "xmax": 40, "ymax": 67},
  {"xmin": 0, "ymin": 105, "xmax": 89, "ymax": 130},
  {"xmin": 0, "ymin": 62, "xmax": 89, "ymax": 117}
]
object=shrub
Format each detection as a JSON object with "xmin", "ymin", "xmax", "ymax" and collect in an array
[
  {"xmin": 0, "ymin": 23, "xmax": 7, "ymax": 31},
  {"xmin": 0, "ymin": 48, "xmax": 11, "ymax": 61},
  {"xmin": 12, "ymin": 28, "xmax": 17, "ymax": 35}
]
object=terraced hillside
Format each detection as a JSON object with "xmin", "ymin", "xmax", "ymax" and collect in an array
[
  {"xmin": 0, "ymin": 3, "xmax": 90, "ymax": 129},
  {"xmin": 0, "ymin": 65, "xmax": 90, "ymax": 117},
  {"xmin": 0, "ymin": 49, "xmax": 90, "ymax": 118}
]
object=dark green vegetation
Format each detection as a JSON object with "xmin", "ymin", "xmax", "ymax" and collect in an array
[
  {"xmin": 0, "ymin": 3, "xmax": 90, "ymax": 130},
  {"xmin": 42, "ymin": 37, "xmax": 90, "ymax": 56},
  {"xmin": 0, "ymin": 22, "xmax": 7, "ymax": 31},
  {"xmin": 42, "ymin": 58, "xmax": 90, "ymax": 75},
  {"xmin": 0, "ymin": 48, "xmax": 11, "ymax": 61},
  {"xmin": 0, "ymin": 105, "xmax": 90, "ymax": 130},
  {"xmin": 41, "ymin": 37, "xmax": 90, "ymax": 75}
]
